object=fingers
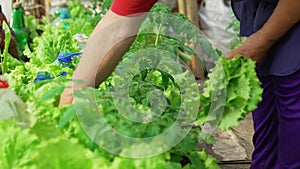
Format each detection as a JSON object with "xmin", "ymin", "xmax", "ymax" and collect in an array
[
  {"xmin": 225, "ymin": 49, "xmax": 240, "ymax": 59},
  {"xmin": 59, "ymin": 89, "xmax": 74, "ymax": 108}
]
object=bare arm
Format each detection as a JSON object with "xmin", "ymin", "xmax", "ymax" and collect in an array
[
  {"xmin": 261, "ymin": 0, "xmax": 300, "ymax": 42},
  {"xmin": 59, "ymin": 10, "xmax": 147, "ymax": 106},
  {"xmin": 225, "ymin": 0, "xmax": 300, "ymax": 63},
  {"xmin": 73, "ymin": 10, "xmax": 147, "ymax": 87}
]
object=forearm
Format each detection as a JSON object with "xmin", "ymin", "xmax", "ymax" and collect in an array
[
  {"xmin": 72, "ymin": 10, "xmax": 146, "ymax": 88},
  {"xmin": 259, "ymin": 0, "xmax": 300, "ymax": 43},
  {"xmin": 93, "ymin": 36, "xmax": 136, "ymax": 86},
  {"xmin": 225, "ymin": 0, "xmax": 300, "ymax": 63}
]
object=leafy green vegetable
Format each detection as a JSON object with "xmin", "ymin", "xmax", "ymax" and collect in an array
[
  {"xmin": 187, "ymin": 150, "xmax": 220, "ymax": 169},
  {"xmin": 197, "ymin": 56, "xmax": 263, "ymax": 130},
  {"xmin": 0, "ymin": 121, "xmax": 38, "ymax": 169},
  {"xmin": 32, "ymin": 139, "xmax": 94, "ymax": 169},
  {"xmin": 1, "ymin": 22, "xmax": 12, "ymax": 74},
  {"xmin": 0, "ymin": 1, "xmax": 263, "ymax": 169},
  {"xmin": 24, "ymin": 15, "xmax": 42, "ymax": 40},
  {"xmin": 30, "ymin": 25, "xmax": 80, "ymax": 64}
]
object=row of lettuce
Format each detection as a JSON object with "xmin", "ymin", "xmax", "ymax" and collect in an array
[{"xmin": 0, "ymin": 1, "xmax": 262, "ymax": 169}]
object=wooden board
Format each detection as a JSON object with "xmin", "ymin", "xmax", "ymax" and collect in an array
[{"xmin": 177, "ymin": 0, "xmax": 204, "ymax": 79}]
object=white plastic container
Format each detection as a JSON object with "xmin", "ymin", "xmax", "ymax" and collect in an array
[{"xmin": 0, "ymin": 76, "xmax": 28, "ymax": 127}]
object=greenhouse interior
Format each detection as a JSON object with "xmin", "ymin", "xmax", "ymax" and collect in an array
[{"xmin": 0, "ymin": 0, "xmax": 299, "ymax": 169}]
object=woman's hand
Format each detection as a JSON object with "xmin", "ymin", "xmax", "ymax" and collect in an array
[
  {"xmin": 59, "ymin": 87, "xmax": 74, "ymax": 108},
  {"xmin": 225, "ymin": 30, "xmax": 274, "ymax": 65}
]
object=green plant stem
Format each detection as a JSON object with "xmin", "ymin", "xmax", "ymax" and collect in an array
[
  {"xmin": 177, "ymin": 49, "xmax": 192, "ymax": 63},
  {"xmin": 1, "ymin": 23, "xmax": 11, "ymax": 74},
  {"xmin": 155, "ymin": 23, "xmax": 162, "ymax": 46}
]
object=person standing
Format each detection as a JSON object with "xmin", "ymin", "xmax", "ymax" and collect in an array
[{"xmin": 226, "ymin": 0, "xmax": 300, "ymax": 168}]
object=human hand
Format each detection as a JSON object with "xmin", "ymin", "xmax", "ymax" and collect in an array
[
  {"xmin": 225, "ymin": 30, "xmax": 274, "ymax": 65},
  {"xmin": 59, "ymin": 87, "xmax": 74, "ymax": 108}
]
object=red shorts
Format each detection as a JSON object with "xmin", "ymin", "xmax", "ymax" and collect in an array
[{"xmin": 111, "ymin": 0, "xmax": 158, "ymax": 16}]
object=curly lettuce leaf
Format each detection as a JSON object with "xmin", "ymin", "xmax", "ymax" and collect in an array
[
  {"xmin": 198, "ymin": 56, "xmax": 263, "ymax": 130},
  {"xmin": 0, "ymin": 121, "xmax": 38, "ymax": 169}
]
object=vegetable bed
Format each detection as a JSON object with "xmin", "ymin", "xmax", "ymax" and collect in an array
[{"xmin": 0, "ymin": 1, "xmax": 262, "ymax": 169}]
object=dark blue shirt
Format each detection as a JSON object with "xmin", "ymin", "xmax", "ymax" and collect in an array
[{"xmin": 232, "ymin": 0, "xmax": 300, "ymax": 76}]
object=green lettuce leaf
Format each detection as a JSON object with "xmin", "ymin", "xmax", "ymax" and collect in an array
[{"xmin": 198, "ymin": 56, "xmax": 263, "ymax": 130}]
